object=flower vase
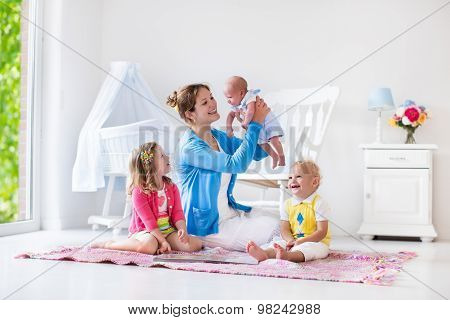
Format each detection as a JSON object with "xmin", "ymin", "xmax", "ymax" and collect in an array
[{"xmin": 405, "ymin": 127, "xmax": 416, "ymax": 144}]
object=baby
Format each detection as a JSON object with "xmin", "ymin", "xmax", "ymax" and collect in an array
[
  {"xmin": 247, "ymin": 160, "xmax": 331, "ymax": 263},
  {"xmin": 224, "ymin": 76, "xmax": 285, "ymax": 168}
]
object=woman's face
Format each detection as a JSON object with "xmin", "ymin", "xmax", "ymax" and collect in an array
[{"xmin": 187, "ymin": 87, "xmax": 219, "ymax": 125}]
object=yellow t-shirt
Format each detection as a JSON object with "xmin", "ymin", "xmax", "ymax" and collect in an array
[{"xmin": 282, "ymin": 193, "xmax": 331, "ymax": 246}]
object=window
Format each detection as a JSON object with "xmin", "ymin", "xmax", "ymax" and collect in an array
[{"xmin": 0, "ymin": 0, "xmax": 41, "ymax": 236}]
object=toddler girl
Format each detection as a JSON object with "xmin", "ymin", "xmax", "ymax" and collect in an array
[
  {"xmin": 92, "ymin": 142, "xmax": 203, "ymax": 254},
  {"xmin": 224, "ymin": 76, "xmax": 285, "ymax": 169},
  {"xmin": 247, "ymin": 160, "xmax": 331, "ymax": 263}
]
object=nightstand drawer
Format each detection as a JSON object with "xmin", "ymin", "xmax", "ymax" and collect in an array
[{"xmin": 365, "ymin": 149, "xmax": 431, "ymax": 168}]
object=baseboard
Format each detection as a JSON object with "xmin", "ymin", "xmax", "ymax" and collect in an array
[{"xmin": 41, "ymin": 214, "xmax": 89, "ymax": 230}]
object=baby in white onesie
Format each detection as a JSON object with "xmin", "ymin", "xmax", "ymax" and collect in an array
[{"xmin": 224, "ymin": 76, "xmax": 285, "ymax": 169}]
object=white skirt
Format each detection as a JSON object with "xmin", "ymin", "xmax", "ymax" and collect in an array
[{"xmin": 200, "ymin": 207, "xmax": 279, "ymax": 252}]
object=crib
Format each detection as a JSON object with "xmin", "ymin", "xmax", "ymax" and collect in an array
[{"xmin": 71, "ymin": 62, "xmax": 174, "ymax": 233}]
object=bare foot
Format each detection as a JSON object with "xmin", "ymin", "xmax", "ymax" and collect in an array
[
  {"xmin": 89, "ymin": 241, "xmax": 106, "ymax": 249},
  {"xmin": 90, "ymin": 240, "xmax": 113, "ymax": 249},
  {"xmin": 271, "ymin": 154, "xmax": 279, "ymax": 169},
  {"xmin": 278, "ymin": 154, "xmax": 286, "ymax": 166},
  {"xmin": 274, "ymin": 243, "xmax": 289, "ymax": 260},
  {"xmin": 246, "ymin": 241, "xmax": 269, "ymax": 262}
]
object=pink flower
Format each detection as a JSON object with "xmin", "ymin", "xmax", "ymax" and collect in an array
[
  {"xmin": 395, "ymin": 107, "xmax": 405, "ymax": 117},
  {"xmin": 405, "ymin": 107, "xmax": 419, "ymax": 122}
]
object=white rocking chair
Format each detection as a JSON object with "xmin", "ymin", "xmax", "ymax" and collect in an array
[{"xmin": 237, "ymin": 85, "xmax": 340, "ymax": 213}]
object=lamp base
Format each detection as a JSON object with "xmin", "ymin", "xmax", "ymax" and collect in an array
[{"xmin": 374, "ymin": 110, "xmax": 383, "ymax": 143}]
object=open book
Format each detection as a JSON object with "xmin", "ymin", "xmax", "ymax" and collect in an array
[{"xmin": 153, "ymin": 252, "xmax": 259, "ymax": 265}]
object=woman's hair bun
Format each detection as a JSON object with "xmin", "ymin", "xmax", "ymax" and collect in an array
[{"xmin": 166, "ymin": 91, "xmax": 178, "ymax": 108}]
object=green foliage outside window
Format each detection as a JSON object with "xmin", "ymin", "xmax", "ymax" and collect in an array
[{"xmin": 0, "ymin": 0, "xmax": 22, "ymax": 223}]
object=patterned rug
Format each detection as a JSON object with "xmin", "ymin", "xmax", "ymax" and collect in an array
[{"xmin": 16, "ymin": 247, "xmax": 416, "ymax": 286}]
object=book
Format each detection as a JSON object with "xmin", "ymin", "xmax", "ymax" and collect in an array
[{"xmin": 153, "ymin": 252, "xmax": 259, "ymax": 265}]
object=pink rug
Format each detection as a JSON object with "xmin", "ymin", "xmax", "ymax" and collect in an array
[{"xmin": 16, "ymin": 247, "xmax": 416, "ymax": 286}]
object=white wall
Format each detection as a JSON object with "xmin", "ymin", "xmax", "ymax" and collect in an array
[
  {"xmin": 40, "ymin": 0, "xmax": 450, "ymax": 238},
  {"xmin": 40, "ymin": 0, "xmax": 104, "ymax": 228}
]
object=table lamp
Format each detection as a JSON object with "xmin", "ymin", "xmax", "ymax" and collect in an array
[{"xmin": 368, "ymin": 88, "xmax": 395, "ymax": 143}]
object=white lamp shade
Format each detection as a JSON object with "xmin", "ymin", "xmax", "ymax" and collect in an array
[{"xmin": 368, "ymin": 88, "xmax": 395, "ymax": 111}]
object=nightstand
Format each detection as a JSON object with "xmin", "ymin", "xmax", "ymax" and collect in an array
[{"xmin": 357, "ymin": 144, "xmax": 438, "ymax": 242}]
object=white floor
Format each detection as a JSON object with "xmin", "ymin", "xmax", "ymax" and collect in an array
[{"xmin": 1, "ymin": 229, "xmax": 449, "ymax": 300}]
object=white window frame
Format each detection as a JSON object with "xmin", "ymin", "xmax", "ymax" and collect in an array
[{"xmin": 0, "ymin": 0, "xmax": 42, "ymax": 236}]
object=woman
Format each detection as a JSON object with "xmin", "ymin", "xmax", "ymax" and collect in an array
[{"xmin": 167, "ymin": 83, "xmax": 278, "ymax": 251}]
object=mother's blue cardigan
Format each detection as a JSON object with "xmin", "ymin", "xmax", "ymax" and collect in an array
[{"xmin": 177, "ymin": 122, "xmax": 268, "ymax": 236}]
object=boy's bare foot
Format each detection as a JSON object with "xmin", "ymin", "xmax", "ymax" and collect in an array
[
  {"xmin": 278, "ymin": 154, "xmax": 286, "ymax": 166},
  {"xmin": 246, "ymin": 241, "xmax": 269, "ymax": 262},
  {"xmin": 274, "ymin": 243, "xmax": 289, "ymax": 260},
  {"xmin": 271, "ymin": 154, "xmax": 279, "ymax": 169}
]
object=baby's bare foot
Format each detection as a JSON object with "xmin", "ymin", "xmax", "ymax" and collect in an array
[
  {"xmin": 246, "ymin": 241, "xmax": 268, "ymax": 262},
  {"xmin": 271, "ymin": 154, "xmax": 279, "ymax": 169},
  {"xmin": 274, "ymin": 243, "xmax": 289, "ymax": 260},
  {"xmin": 278, "ymin": 154, "xmax": 286, "ymax": 166}
]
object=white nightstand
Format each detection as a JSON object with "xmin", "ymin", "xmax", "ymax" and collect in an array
[{"xmin": 357, "ymin": 144, "xmax": 438, "ymax": 242}]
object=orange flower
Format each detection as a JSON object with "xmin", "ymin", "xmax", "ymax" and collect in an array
[
  {"xmin": 418, "ymin": 113, "xmax": 426, "ymax": 125},
  {"xmin": 388, "ymin": 118, "xmax": 398, "ymax": 127}
]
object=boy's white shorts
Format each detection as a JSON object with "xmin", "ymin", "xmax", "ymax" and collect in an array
[{"xmin": 261, "ymin": 236, "xmax": 329, "ymax": 261}]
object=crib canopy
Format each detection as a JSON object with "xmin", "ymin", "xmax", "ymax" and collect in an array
[{"xmin": 72, "ymin": 61, "xmax": 171, "ymax": 192}]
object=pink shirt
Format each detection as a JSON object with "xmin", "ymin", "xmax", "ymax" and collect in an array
[{"xmin": 128, "ymin": 182, "xmax": 185, "ymax": 235}]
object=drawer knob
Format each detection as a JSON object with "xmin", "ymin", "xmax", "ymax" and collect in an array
[
  {"xmin": 389, "ymin": 156, "xmax": 406, "ymax": 161},
  {"xmin": 366, "ymin": 193, "xmax": 371, "ymax": 199}
]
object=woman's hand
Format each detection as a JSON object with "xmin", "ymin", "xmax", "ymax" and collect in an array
[
  {"xmin": 157, "ymin": 240, "xmax": 172, "ymax": 254},
  {"xmin": 251, "ymin": 96, "xmax": 270, "ymax": 124},
  {"xmin": 178, "ymin": 229, "xmax": 189, "ymax": 244}
]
